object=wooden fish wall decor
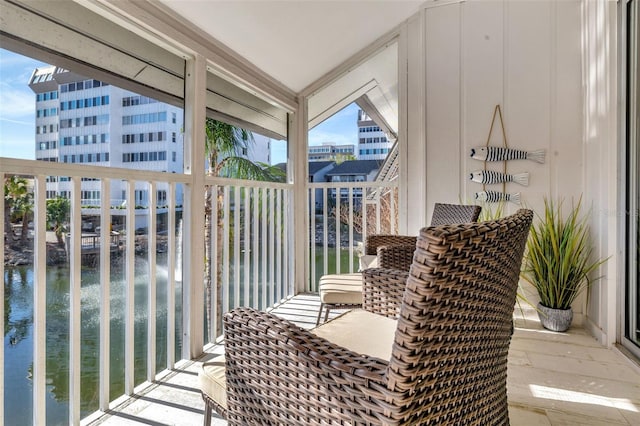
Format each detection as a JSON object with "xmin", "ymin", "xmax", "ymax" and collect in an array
[
  {"xmin": 470, "ymin": 146, "xmax": 545, "ymax": 164},
  {"xmin": 470, "ymin": 170, "xmax": 529, "ymax": 186},
  {"xmin": 475, "ymin": 190, "xmax": 521, "ymax": 205}
]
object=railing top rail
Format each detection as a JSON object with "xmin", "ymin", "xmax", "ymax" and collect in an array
[
  {"xmin": 0, "ymin": 157, "xmax": 191, "ymax": 184},
  {"xmin": 205, "ymin": 175, "xmax": 293, "ymax": 190},
  {"xmin": 307, "ymin": 181, "xmax": 398, "ymax": 189}
]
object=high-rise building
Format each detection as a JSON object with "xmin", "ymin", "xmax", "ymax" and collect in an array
[
  {"xmin": 29, "ymin": 66, "xmax": 184, "ymax": 221},
  {"xmin": 308, "ymin": 142, "xmax": 355, "ymax": 162},
  {"xmin": 357, "ymin": 109, "xmax": 391, "ymax": 160},
  {"xmin": 29, "ymin": 66, "xmax": 185, "ymax": 230}
]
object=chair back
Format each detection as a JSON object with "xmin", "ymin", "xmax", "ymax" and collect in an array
[
  {"xmin": 386, "ymin": 209, "xmax": 532, "ymax": 424},
  {"xmin": 365, "ymin": 234, "xmax": 417, "ymax": 255},
  {"xmin": 430, "ymin": 202, "xmax": 482, "ymax": 226}
]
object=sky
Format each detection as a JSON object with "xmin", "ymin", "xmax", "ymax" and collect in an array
[
  {"xmin": 0, "ymin": 49, "xmax": 46, "ymax": 160},
  {"xmin": 0, "ymin": 48, "xmax": 358, "ymax": 164}
]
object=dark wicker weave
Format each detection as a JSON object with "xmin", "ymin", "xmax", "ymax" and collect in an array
[
  {"xmin": 365, "ymin": 203, "xmax": 482, "ymax": 272},
  {"xmin": 362, "ymin": 204, "xmax": 481, "ymax": 319},
  {"xmin": 222, "ymin": 209, "xmax": 532, "ymax": 425},
  {"xmin": 430, "ymin": 202, "xmax": 482, "ymax": 226}
]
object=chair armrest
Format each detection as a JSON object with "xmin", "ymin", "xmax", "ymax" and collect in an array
[
  {"xmin": 376, "ymin": 244, "xmax": 415, "ymax": 271},
  {"xmin": 365, "ymin": 234, "xmax": 416, "ymax": 255},
  {"xmin": 223, "ymin": 307, "xmax": 391, "ymax": 424},
  {"xmin": 362, "ymin": 268, "xmax": 409, "ymax": 319}
]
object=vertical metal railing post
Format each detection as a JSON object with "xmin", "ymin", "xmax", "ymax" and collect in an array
[
  {"xmin": 261, "ymin": 188, "xmax": 268, "ymax": 309},
  {"xmin": 124, "ymin": 180, "xmax": 135, "ymax": 395},
  {"xmin": 223, "ymin": 185, "xmax": 230, "ymax": 313},
  {"xmin": 252, "ymin": 187, "xmax": 259, "ymax": 308},
  {"xmin": 99, "ymin": 178, "xmax": 111, "ymax": 411},
  {"xmin": 147, "ymin": 182, "xmax": 157, "ymax": 381},
  {"xmin": 275, "ymin": 189, "xmax": 282, "ymax": 302},
  {"xmin": 33, "ymin": 175, "xmax": 47, "ymax": 425},
  {"xmin": 233, "ymin": 186, "xmax": 240, "ymax": 308},
  {"xmin": 69, "ymin": 177, "xmax": 82, "ymax": 425},
  {"xmin": 243, "ymin": 186, "xmax": 250, "ymax": 307},
  {"xmin": 166, "ymin": 183, "xmax": 176, "ymax": 367}
]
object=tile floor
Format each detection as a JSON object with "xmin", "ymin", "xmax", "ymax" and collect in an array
[{"xmin": 89, "ymin": 294, "xmax": 640, "ymax": 426}]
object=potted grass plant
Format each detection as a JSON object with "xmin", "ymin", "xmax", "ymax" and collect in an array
[{"xmin": 522, "ymin": 197, "xmax": 608, "ymax": 332}]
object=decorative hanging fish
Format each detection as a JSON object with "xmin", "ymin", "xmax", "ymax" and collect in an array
[
  {"xmin": 475, "ymin": 190, "xmax": 521, "ymax": 204},
  {"xmin": 470, "ymin": 170, "xmax": 529, "ymax": 186},
  {"xmin": 470, "ymin": 146, "xmax": 545, "ymax": 164}
]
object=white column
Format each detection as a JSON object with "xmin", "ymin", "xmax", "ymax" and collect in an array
[
  {"xmin": 182, "ymin": 54, "xmax": 206, "ymax": 359},
  {"xmin": 291, "ymin": 104, "xmax": 310, "ymax": 293}
]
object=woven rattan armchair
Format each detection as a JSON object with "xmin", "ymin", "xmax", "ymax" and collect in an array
[
  {"xmin": 365, "ymin": 203, "xmax": 482, "ymax": 272},
  {"xmin": 222, "ymin": 209, "xmax": 532, "ymax": 425}
]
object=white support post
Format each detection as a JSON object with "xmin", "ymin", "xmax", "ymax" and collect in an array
[
  {"xmin": 99, "ymin": 178, "xmax": 111, "ymax": 411},
  {"xmin": 243, "ymin": 187, "xmax": 250, "ymax": 306},
  {"xmin": 261, "ymin": 188, "xmax": 268, "ymax": 309},
  {"xmin": 275, "ymin": 189, "xmax": 282, "ymax": 301},
  {"xmin": 33, "ymin": 175, "xmax": 47, "ymax": 425},
  {"xmin": 210, "ymin": 184, "xmax": 218, "ymax": 341},
  {"xmin": 182, "ymin": 54, "xmax": 206, "ymax": 359},
  {"xmin": 233, "ymin": 186, "xmax": 240, "ymax": 308},
  {"xmin": 223, "ymin": 186, "xmax": 230, "ymax": 312},
  {"xmin": 147, "ymin": 182, "xmax": 157, "ymax": 381},
  {"xmin": 166, "ymin": 183, "xmax": 176, "ymax": 368},
  {"xmin": 268, "ymin": 189, "xmax": 275, "ymax": 306},
  {"xmin": 291, "ymin": 103, "xmax": 310, "ymax": 294},
  {"xmin": 69, "ymin": 177, "xmax": 82, "ymax": 425},
  {"xmin": 252, "ymin": 187, "xmax": 259, "ymax": 307},
  {"xmin": 125, "ymin": 180, "xmax": 135, "ymax": 395}
]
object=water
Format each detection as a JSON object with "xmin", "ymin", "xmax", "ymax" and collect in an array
[{"xmin": 3, "ymin": 254, "xmax": 183, "ymax": 425}]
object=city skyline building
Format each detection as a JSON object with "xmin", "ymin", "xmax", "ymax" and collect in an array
[
  {"xmin": 29, "ymin": 65, "xmax": 185, "ymax": 229},
  {"xmin": 308, "ymin": 142, "xmax": 355, "ymax": 162},
  {"xmin": 356, "ymin": 109, "xmax": 392, "ymax": 160}
]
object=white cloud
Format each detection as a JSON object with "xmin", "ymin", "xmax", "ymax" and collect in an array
[{"xmin": 0, "ymin": 82, "xmax": 35, "ymax": 118}]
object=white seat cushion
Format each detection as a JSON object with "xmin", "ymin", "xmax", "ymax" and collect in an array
[
  {"xmin": 358, "ymin": 254, "xmax": 378, "ymax": 271},
  {"xmin": 199, "ymin": 309, "xmax": 397, "ymax": 412},
  {"xmin": 318, "ymin": 273, "xmax": 363, "ymax": 305},
  {"xmin": 312, "ymin": 309, "xmax": 396, "ymax": 360},
  {"xmin": 199, "ymin": 355, "xmax": 227, "ymax": 411}
]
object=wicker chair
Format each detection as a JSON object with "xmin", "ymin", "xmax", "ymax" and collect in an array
[
  {"xmin": 367, "ymin": 203, "xmax": 482, "ymax": 271},
  {"xmin": 316, "ymin": 203, "xmax": 481, "ymax": 324},
  {"xmin": 221, "ymin": 209, "xmax": 532, "ymax": 425}
]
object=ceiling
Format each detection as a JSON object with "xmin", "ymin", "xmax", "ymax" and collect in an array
[{"xmin": 158, "ymin": 0, "xmax": 425, "ymax": 93}]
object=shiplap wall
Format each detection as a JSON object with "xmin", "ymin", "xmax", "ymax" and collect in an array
[
  {"xmin": 405, "ymin": 0, "xmax": 619, "ymax": 342},
  {"xmin": 421, "ymin": 0, "xmax": 583, "ymax": 216}
]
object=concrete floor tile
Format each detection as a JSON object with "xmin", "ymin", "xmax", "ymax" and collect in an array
[
  {"xmin": 545, "ymin": 409, "xmax": 630, "ymax": 425},
  {"xmin": 509, "ymin": 404, "xmax": 551, "ymax": 425}
]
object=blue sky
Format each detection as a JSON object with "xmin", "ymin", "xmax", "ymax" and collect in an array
[
  {"xmin": 271, "ymin": 103, "xmax": 359, "ymax": 164},
  {"xmin": 0, "ymin": 49, "xmax": 358, "ymax": 164},
  {"xmin": 0, "ymin": 49, "xmax": 46, "ymax": 160}
]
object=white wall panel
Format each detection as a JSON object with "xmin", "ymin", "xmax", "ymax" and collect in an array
[
  {"xmin": 504, "ymin": 1, "xmax": 553, "ymax": 212},
  {"xmin": 424, "ymin": 2, "xmax": 462, "ymax": 216},
  {"xmin": 461, "ymin": 0, "xmax": 505, "ymax": 209},
  {"xmin": 421, "ymin": 0, "xmax": 587, "ymax": 317}
]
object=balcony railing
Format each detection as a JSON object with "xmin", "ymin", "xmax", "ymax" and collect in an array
[
  {"xmin": 1, "ymin": 157, "xmax": 397, "ymax": 425},
  {"xmin": 203, "ymin": 177, "xmax": 294, "ymax": 343},
  {"xmin": 307, "ymin": 181, "xmax": 398, "ymax": 288}
]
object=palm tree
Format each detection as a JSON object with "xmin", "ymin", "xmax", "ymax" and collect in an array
[
  {"xmin": 203, "ymin": 118, "xmax": 284, "ymax": 337},
  {"xmin": 3, "ymin": 175, "xmax": 32, "ymax": 246},
  {"xmin": 46, "ymin": 197, "xmax": 70, "ymax": 246}
]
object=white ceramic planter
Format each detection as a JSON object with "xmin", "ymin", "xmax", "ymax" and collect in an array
[{"xmin": 537, "ymin": 302, "xmax": 573, "ymax": 332}]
